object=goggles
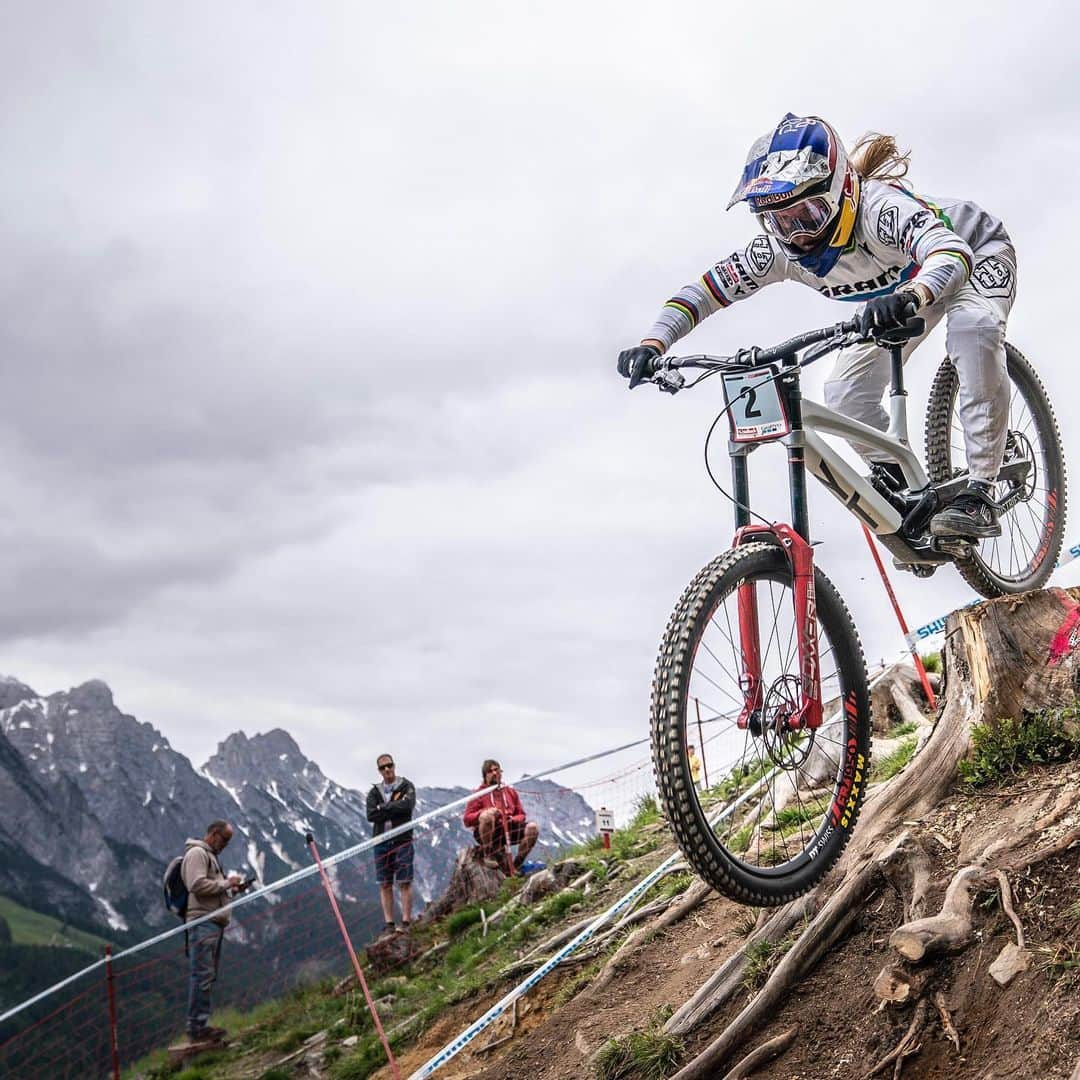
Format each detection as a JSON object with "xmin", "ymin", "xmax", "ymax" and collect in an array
[{"xmin": 759, "ymin": 196, "xmax": 835, "ymax": 251}]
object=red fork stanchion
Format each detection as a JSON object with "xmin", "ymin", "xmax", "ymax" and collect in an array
[
  {"xmin": 306, "ymin": 834, "xmax": 401, "ymax": 1080},
  {"xmin": 104, "ymin": 945, "xmax": 120, "ymax": 1080},
  {"xmin": 861, "ymin": 525, "xmax": 937, "ymax": 709}
]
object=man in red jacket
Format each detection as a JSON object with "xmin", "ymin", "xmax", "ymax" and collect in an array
[{"xmin": 463, "ymin": 759, "xmax": 539, "ymax": 874}]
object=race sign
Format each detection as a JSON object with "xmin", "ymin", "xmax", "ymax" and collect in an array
[
  {"xmin": 597, "ymin": 807, "xmax": 615, "ymax": 850},
  {"xmin": 721, "ymin": 365, "xmax": 791, "ymax": 443}
]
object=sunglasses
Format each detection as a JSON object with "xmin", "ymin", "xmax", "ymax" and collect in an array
[{"xmin": 378, "ymin": 762, "xmax": 395, "ymax": 771}]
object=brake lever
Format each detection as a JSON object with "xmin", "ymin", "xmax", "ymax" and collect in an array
[{"xmin": 653, "ymin": 368, "xmax": 686, "ymax": 394}]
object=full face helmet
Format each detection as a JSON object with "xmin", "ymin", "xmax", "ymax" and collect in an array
[{"xmin": 728, "ymin": 113, "xmax": 859, "ymax": 274}]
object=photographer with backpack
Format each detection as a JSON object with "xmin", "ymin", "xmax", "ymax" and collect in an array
[{"xmin": 178, "ymin": 821, "xmax": 244, "ymax": 1044}]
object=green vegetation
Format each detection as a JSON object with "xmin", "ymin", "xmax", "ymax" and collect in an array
[
  {"xmin": 742, "ymin": 932, "xmax": 797, "ymax": 993},
  {"xmin": 444, "ymin": 905, "xmax": 485, "ymax": 937},
  {"xmin": 1035, "ymin": 941, "xmax": 1080, "ymax": 990},
  {"xmin": 121, "ymin": 796, "xmax": 690, "ymax": 1080},
  {"xmin": 658, "ymin": 872, "xmax": 692, "ymax": 900},
  {"xmin": 593, "ymin": 1010, "xmax": 683, "ymax": 1080},
  {"xmin": 772, "ymin": 805, "xmax": 817, "ymax": 834},
  {"xmin": 709, "ymin": 759, "xmax": 770, "ymax": 804},
  {"xmin": 958, "ymin": 706, "xmax": 1080, "ymax": 787},
  {"xmin": 871, "ymin": 735, "xmax": 918, "ymax": 781},
  {"xmin": 628, "ymin": 794, "xmax": 661, "ymax": 829},
  {"xmin": 888, "ymin": 719, "xmax": 919, "ymax": 738},
  {"xmin": 919, "ymin": 651, "xmax": 942, "ymax": 673},
  {"xmin": 0, "ymin": 894, "xmax": 110, "ymax": 953}
]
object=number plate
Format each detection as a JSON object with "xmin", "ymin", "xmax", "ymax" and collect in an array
[{"xmin": 721, "ymin": 365, "xmax": 791, "ymax": 443}]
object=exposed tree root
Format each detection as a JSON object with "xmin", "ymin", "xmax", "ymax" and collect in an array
[
  {"xmin": 889, "ymin": 864, "xmax": 981, "ymax": 962},
  {"xmin": 872, "ymin": 964, "xmax": 928, "ymax": 1006},
  {"xmin": 500, "ymin": 898, "xmax": 671, "ymax": 980},
  {"xmin": 871, "ymin": 664, "xmax": 934, "ymax": 734},
  {"xmin": 587, "ymin": 879, "xmax": 712, "ymax": 994},
  {"xmin": 668, "ymin": 852, "xmax": 884, "ymax": 1079},
  {"xmin": 932, "ymin": 991, "xmax": 960, "ymax": 1053},
  {"xmin": 719, "ymin": 1025, "xmax": 797, "ymax": 1080},
  {"xmin": 863, "ymin": 998, "xmax": 927, "ymax": 1079},
  {"xmin": 880, "ymin": 832, "xmax": 931, "ymax": 923},
  {"xmin": 664, "ymin": 893, "xmax": 816, "ymax": 1037}
]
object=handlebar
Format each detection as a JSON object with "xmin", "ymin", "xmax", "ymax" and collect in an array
[{"xmin": 650, "ymin": 307, "xmax": 923, "ymax": 385}]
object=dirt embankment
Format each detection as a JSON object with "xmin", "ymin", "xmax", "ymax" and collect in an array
[{"xmin": 378, "ymin": 760, "xmax": 1078, "ymax": 1080}]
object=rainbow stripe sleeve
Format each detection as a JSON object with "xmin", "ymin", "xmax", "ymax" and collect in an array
[{"xmin": 643, "ymin": 242, "xmax": 784, "ymax": 350}]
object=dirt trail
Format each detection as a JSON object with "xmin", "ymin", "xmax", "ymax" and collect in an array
[{"xmin": 383, "ymin": 762, "xmax": 1079, "ymax": 1080}]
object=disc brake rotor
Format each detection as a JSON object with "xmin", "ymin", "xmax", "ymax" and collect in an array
[{"xmin": 760, "ymin": 674, "xmax": 815, "ymax": 768}]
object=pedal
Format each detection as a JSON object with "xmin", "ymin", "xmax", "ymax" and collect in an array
[{"xmin": 930, "ymin": 537, "xmax": 974, "ymax": 560}]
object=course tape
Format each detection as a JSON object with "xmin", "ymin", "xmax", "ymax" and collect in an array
[{"xmin": 904, "ymin": 537, "xmax": 1080, "ymax": 648}]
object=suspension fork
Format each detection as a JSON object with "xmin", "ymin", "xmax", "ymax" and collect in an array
[
  {"xmin": 729, "ymin": 366, "xmax": 822, "ymax": 731},
  {"xmin": 730, "ymin": 450, "xmax": 764, "ymax": 730}
]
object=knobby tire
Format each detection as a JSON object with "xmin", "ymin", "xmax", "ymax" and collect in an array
[
  {"xmin": 924, "ymin": 344, "xmax": 1066, "ymax": 597},
  {"xmin": 651, "ymin": 543, "xmax": 872, "ymax": 907}
]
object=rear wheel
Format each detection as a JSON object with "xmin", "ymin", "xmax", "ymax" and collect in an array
[
  {"xmin": 924, "ymin": 344, "xmax": 1066, "ymax": 597},
  {"xmin": 651, "ymin": 543, "xmax": 872, "ymax": 907}
]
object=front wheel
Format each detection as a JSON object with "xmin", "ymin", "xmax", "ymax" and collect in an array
[
  {"xmin": 924, "ymin": 343, "xmax": 1066, "ymax": 597},
  {"xmin": 651, "ymin": 543, "xmax": 872, "ymax": 907}
]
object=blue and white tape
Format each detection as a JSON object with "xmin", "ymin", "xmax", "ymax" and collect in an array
[{"xmin": 903, "ymin": 538, "xmax": 1080, "ymax": 648}]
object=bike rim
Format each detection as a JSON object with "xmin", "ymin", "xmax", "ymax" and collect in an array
[{"xmin": 684, "ymin": 568, "xmax": 855, "ymax": 876}]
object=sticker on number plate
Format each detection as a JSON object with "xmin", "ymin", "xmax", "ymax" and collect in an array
[{"xmin": 721, "ymin": 365, "xmax": 791, "ymax": 442}]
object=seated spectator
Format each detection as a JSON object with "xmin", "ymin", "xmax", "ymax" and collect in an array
[{"xmin": 463, "ymin": 759, "xmax": 539, "ymax": 875}]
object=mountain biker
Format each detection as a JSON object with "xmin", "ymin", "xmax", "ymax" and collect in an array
[{"xmin": 617, "ymin": 113, "xmax": 1017, "ymax": 540}]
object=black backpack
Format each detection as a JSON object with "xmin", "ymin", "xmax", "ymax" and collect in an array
[{"xmin": 163, "ymin": 855, "xmax": 189, "ymax": 921}]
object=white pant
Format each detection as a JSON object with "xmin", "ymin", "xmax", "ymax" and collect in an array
[{"xmin": 823, "ymin": 251, "xmax": 1016, "ymax": 482}]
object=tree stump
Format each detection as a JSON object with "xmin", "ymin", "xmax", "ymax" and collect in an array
[
  {"xmin": 425, "ymin": 847, "xmax": 505, "ymax": 920},
  {"xmin": 365, "ymin": 930, "xmax": 421, "ymax": 975}
]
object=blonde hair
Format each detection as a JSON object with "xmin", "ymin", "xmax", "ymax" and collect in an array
[{"xmin": 849, "ymin": 132, "xmax": 911, "ymax": 183}]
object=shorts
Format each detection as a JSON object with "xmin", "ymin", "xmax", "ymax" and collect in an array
[
  {"xmin": 474, "ymin": 819, "xmax": 527, "ymax": 847},
  {"xmin": 373, "ymin": 839, "xmax": 413, "ymax": 886}
]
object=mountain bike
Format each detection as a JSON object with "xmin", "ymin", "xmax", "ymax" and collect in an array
[{"xmin": 643, "ymin": 314, "xmax": 1065, "ymax": 905}]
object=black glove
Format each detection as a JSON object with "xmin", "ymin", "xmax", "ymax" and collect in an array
[
  {"xmin": 858, "ymin": 290, "xmax": 920, "ymax": 337},
  {"xmin": 617, "ymin": 344, "xmax": 661, "ymax": 389}
]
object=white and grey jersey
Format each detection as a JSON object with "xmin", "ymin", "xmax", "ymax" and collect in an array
[{"xmin": 645, "ymin": 179, "xmax": 1014, "ymax": 351}]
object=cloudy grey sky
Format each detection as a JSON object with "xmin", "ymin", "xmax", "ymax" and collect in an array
[{"xmin": 2, "ymin": 1, "xmax": 1079, "ymax": 793}]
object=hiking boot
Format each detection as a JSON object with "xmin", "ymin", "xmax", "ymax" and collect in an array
[
  {"xmin": 929, "ymin": 487, "xmax": 1001, "ymax": 539},
  {"xmin": 378, "ymin": 921, "xmax": 396, "ymax": 939},
  {"xmin": 188, "ymin": 1026, "xmax": 226, "ymax": 1043},
  {"xmin": 481, "ymin": 856, "xmax": 500, "ymax": 870}
]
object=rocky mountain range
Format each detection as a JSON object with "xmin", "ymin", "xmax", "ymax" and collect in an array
[{"xmin": 0, "ymin": 674, "xmax": 596, "ymax": 943}]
